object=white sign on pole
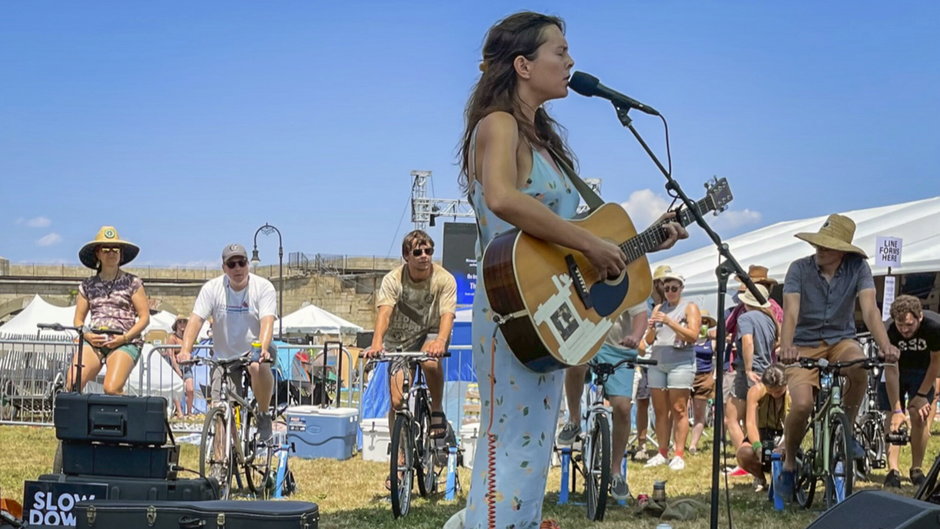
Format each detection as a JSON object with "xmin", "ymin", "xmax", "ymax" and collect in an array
[
  {"xmin": 882, "ymin": 275, "xmax": 896, "ymax": 322},
  {"xmin": 875, "ymin": 236, "xmax": 903, "ymax": 268}
]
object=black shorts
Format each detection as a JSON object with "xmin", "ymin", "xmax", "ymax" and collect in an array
[{"xmin": 878, "ymin": 368, "xmax": 936, "ymax": 410}]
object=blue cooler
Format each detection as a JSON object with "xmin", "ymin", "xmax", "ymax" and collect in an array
[{"xmin": 285, "ymin": 406, "xmax": 359, "ymax": 460}]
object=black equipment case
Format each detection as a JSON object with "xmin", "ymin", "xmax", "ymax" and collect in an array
[
  {"xmin": 74, "ymin": 500, "xmax": 319, "ymax": 529},
  {"xmin": 61, "ymin": 441, "xmax": 180, "ymax": 479},
  {"xmin": 54, "ymin": 393, "xmax": 168, "ymax": 445},
  {"xmin": 37, "ymin": 473, "xmax": 218, "ymax": 502}
]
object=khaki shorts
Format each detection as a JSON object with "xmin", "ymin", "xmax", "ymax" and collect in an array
[
  {"xmin": 786, "ymin": 339, "xmax": 863, "ymax": 390},
  {"xmin": 692, "ymin": 371, "xmax": 715, "ymax": 400}
]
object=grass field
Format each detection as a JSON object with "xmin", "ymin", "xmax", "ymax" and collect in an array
[{"xmin": 0, "ymin": 423, "xmax": 935, "ymax": 529}]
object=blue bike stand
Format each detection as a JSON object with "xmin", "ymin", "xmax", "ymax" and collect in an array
[
  {"xmin": 273, "ymin": 438, "xmax": 291, "ymax": 498},
  {"xmin": 617, "ymin": 457, "xmax": 628, "ymax": 506},
  {"xmin": 558, "ymin": 447, "xmax": 572, "ymax": 505},
  {"xmin": 445, "ymin": 445, "xmax": 459, "ymax": 501}
]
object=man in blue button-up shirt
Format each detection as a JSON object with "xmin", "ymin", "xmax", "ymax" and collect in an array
[{"xmin": 774, "ymin": 213, "xmax": 899, "ymax": 500}]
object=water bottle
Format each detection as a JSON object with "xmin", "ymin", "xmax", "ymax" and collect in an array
[
  {"xmin": 652, "ymin": 480, "xmax": 667, "ymax": 503},
  {"xmin": 833, "ymin": 461, "xmax": 845, "ymax": 502},
  {"xmin": 771, "ymin": 453, "xmax": 784, "ymax": 510}
]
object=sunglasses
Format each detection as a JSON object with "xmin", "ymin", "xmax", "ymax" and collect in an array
[
  {"xmin": 411, "ymin": 247, "xmax": 434, "ymax": 257},
  {"xmin": 663, "ymin": 285, "xmax": 682, "ymax": 293},
  {"xmin": 226, "ymin": 259, "xmax": 248, "ymax": 268},
  {"xmin": 99, "ymin": 246, "xmax": 121, "ymax": 253}
]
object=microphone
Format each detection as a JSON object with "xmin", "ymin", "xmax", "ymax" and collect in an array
[{"xmin": 568, "ymin": 71, "xmax": 660, "ymax": 116}]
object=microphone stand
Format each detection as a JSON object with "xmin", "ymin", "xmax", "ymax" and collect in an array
[{"xmin": 612, "ymin": 103, "xmax": 767, "ymax": 529}]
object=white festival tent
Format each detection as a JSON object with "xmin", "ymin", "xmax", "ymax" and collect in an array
[
  {"xmin": 649, "ymin": 196, "xmax": 940, "ymax": 316},
  {"xmin": 0, "ymin": 295, "xmax": 84, "ymax": 339},
  {"xmin": 280, "ymin": 302, "xmax": 364, "ymax": 335}
]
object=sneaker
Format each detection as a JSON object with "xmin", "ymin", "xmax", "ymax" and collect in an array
[
  {"xmin": 775, "ymin": 469, "xmax": 796, "ymax": 502},
  {"xmin": 668, "ymin": 456, "xmax": 686, "ymax": 471},
  {"xmin": 723, "ymin": 466, "xmax": 750, "ymax": 477},
  {"xmin": 910, "ymin": 468, "xmax": 926, "ymax": 487},
  {"xmin": 256, "ymin": 412, "xmax": 273, "ymax": 443},
  {"xmin": 753, "ymin": 476, "xmax": 768, "ymax": 493},
  {"xmin": 556, "ymin": 422, "xmax": 581, "ymax": 446},
  {"xmin": 610, "ymin": 474, "xmax": 630, "ymax": 501},
  {"xmin": 645, "ymin": 453, "xmax": 668, "ymax": 467},
  {"xmin": 883, "ymin": 469, "xmax": 902, "ymax": 488},
  {"xmin": 632, "ymin": 446, "xmax": 650, "ymax": 462}
]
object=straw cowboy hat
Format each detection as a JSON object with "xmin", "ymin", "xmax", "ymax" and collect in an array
[
  {"xmin": 79, "ymin": 226, "xmax": 140, "ymax": 269},
  {"xmin": 653, "ymin": 265, "xmax": 673, "ymax": 281},
  {"xmin": 699, "ymin": 309, "xmax": 718, "ymax": 328},
  {"xmin": 660, "ymin": 270, "xmax": 685, "ymax": 285},
  {"xmin": 737, "ymin": 264, "xmax": 779, "ymax": 292},
  {"xmin": 739, "ymin": 284, "xmax": 771, "ymax": 309},
  {"xmin": 795, "ymin": 214, "xmax": 867, "ymax": 258},
  {"xmin": 172, "ymin": 314, "xmax": 189, "ymax": 333}
]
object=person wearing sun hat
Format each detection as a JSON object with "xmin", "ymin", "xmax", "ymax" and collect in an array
[
  {"xmin": 726, "ymin": 265, "xmax": 783, "ymax": 337},
  {"xmin": 724, "ymin": 283, "xmax": 780, "ymax": 456},
  {"xmin": 69, "ymin": 226, "xmax": 150, "ymax": 394},
  {"xmin": 774, "ymin": 213, "xmax": 900, "ymax": 501},
  {"xmin": 643, "ymin": 269, "xmax": 702, "ymax": 471}
]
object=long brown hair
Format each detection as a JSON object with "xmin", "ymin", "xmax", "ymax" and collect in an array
[{"xmin": 458, "ymin": 11, "xmax": 576, "ymax": 194}]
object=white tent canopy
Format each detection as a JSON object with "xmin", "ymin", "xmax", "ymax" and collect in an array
[
  {"xmin": 0, "ymin": 295, "xmax": 82, "ymax": 339},
  {"xmin": 650, "ymin": 196, "xmax": 940, "ymax": 315},
  {"xmin": 280, "ymin": 302, "xmax": 364, "ymax": 335}
]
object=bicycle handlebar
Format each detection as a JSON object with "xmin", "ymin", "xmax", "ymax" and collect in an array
[
  {"xmin": 178, "ymin": 351, "xmax": 273, "ymax": 367},
  {"xmin": 37, "ymin": 323, "xmax": 84, "ymax": 333},
  {"xmin": 797, "ymin": 356, "xmax": 888, "ymax": 372},
  {"xmin": 360, "ymin": 351, "xmax": 452, "ymax": 361},
  {"xmin": 590, "ymin": 356, "xmax": 657, "ymax": 375}
]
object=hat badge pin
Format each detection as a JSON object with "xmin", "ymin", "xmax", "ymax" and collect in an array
[{"xmin": 104, "ymin": 229, "xmax": 116, "ymax": 239}]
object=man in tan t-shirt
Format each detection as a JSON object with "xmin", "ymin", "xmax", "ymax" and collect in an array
[{"xmin": 363, "ymin": 230, "xmax": 457, "ymax": 452}]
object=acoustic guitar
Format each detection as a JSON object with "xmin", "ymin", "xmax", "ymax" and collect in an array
[{"xmin": 481, "ymin": 177, "xmax": 733, "ymax": 372}]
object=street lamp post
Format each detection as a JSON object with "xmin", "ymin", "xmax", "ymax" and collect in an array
[{"xmin": 250, "ymin": 223, "xmax": 284, "ymax": 339}]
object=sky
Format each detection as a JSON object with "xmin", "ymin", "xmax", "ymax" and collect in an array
[{"xmin": 2, "ymin": 2, "xmax": 939, "ymax": 268}]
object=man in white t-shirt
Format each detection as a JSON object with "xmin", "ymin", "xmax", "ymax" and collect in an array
[{"xmin": 179, "ymin": 243, "xmax": 278, "ymax": 441}]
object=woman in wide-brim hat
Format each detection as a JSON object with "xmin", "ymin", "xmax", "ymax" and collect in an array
[{"xmin": 70, "ymin": 226, "xmax": 149, "ymax": 394}]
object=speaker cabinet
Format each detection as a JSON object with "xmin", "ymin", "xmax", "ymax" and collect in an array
[{"xmin": 806, "ymin": 490, "xmax": 940, "ymax": 529}]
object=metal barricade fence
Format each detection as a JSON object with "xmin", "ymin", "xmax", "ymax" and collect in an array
[{"xmin": 0, "ymin": 338, "xmax": 74, "ymax": 426}]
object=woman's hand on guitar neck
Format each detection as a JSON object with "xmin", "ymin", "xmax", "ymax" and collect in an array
[
  {"xmin": 652, "ymin": 212, "xmax": 689, "ymax": 252},
  {"xmin": 582, "ymin": 235, "xmax": 627, "ymax": 280}
]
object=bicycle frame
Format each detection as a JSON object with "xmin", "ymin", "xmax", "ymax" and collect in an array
[{"xmin": 806, "ymin": 369, "xmax": 845, "ymax": 484}]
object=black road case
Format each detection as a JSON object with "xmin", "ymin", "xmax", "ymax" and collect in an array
[
  {"xmin": 37, "ymin": 473, "xmax": 218, "ymax": 502},
  {"xmin": 74, "ymin": 500, "xmax": 318, "ymax": 529},
  {"xmin": 54, "ymin": 393, "xmax": 168, "ymax": 445}
]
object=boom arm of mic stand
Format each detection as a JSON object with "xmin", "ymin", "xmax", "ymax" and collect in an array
[{"xmin": 612, "ymin": 101, "xmax": 766, "ymax": 529}]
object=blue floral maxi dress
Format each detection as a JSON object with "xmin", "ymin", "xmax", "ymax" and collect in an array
[{"xmin": 461, "ymin": 149, "xmax": 581, "ymax": 529}]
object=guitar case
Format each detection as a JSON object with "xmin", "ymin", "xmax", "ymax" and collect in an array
[{"xmin": 74, "ymin": 500, "xmax": 318, "ymax": 529}]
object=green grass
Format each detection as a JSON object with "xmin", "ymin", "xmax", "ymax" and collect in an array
[{"xmin": 0, "ymin": 424, "xmax": 935, "ymax": 529}]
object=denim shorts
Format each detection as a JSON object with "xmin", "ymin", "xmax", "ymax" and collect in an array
[
  {"xmin": 591, "ymin": 344, "xmax": 637, "ymax": 399},
  {"xmin": 647, "ymin": 360, "xmax": 695, "ymax": 390}
]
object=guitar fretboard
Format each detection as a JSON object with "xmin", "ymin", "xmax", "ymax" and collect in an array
[{"xmin": 620, "ymin": 197, "xmax": 709, "ymax": 264}]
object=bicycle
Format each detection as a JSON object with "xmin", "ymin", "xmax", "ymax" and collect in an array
[
  {"xmin": 793, "ymin": 356, "xmax": 883, "ymax": 509},
  {"xmin": 183, "ymin": 352, "xmax": 280, "ymax": 500},
  {"xmin": 915, "ymin": 450, "xmax": 940, "ymax": 504},
  {"xmin": 574, "ymin": 354, "xmax": 656, "ymax": 521},
  {"xmin": 853, "ymin": 338, "xmax": 889, "ymax": 480},
  {"xmin": 363, "ymin": 351, "xmax": 450, "ymax": 518}
]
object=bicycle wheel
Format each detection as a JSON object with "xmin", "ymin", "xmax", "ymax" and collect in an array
[
  {"xmin": 826, "ymin": 412, "xmax": 854, "ymax": 507},
  {"xmin": 414, "ymin": 396, "xmax": 438, "ymax": 497},
  {"xmin": 855, "ymin": 412, "xmax": 885, "ymax": 480},
  {"xmin": 243, "ymin": 408, "xmax": 275, "ymax": 499},
  {"xmin": 390, "ymin": 413, "xmax": 414, "ymax": 518},
  {"xmin": 915, "ymin": 453, "xmax": 940, "ymax": 503},
  {"xmin": 585, "ymin": 414, "xmax": 611, "ymax": 521},
  {"xmin": 795, "ymin": 447, "xmax": 816, "ymax": 508},
  {"xmin": 200, "ymin": 407, "xmax": 234, "ymax": 499}
]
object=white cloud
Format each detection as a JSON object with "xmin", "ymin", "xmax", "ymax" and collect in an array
[
  {"xmin": 36, "ymin": 233, "xmax": 62, "ymax": 246},
  {"xmin": 712, "ymin": 208, "xmax": 762, "ymax": 231},
  {"xmin": 26, "ymin": 216, "xmax": 52, "ymax": 228},
  {"xmin": 619, "ymin": 188, "xmax": 671, "ymax": 230}
]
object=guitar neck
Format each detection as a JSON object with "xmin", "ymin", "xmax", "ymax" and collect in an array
[{"xmin": 620, "ymin": 197, "xmax": 709, "ymax": 264}]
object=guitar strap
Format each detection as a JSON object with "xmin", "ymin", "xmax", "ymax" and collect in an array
[{"xmin": 545, "ymin": 146, "xmax": 605, "ymax": 212}]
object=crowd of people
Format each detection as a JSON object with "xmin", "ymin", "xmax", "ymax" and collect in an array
[{"xmin": 57, "ymin": 10, "xmax": 939, "ymax": 529}]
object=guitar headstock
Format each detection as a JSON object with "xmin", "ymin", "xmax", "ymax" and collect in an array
[{"xmin": 704, "ymin": 177, "xmax": 733, "ymax": 215}]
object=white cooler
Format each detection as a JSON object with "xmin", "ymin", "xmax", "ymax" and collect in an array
[{"xmin": 361, "ymin": 417, "xmax": 391, "ymax": 463}]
